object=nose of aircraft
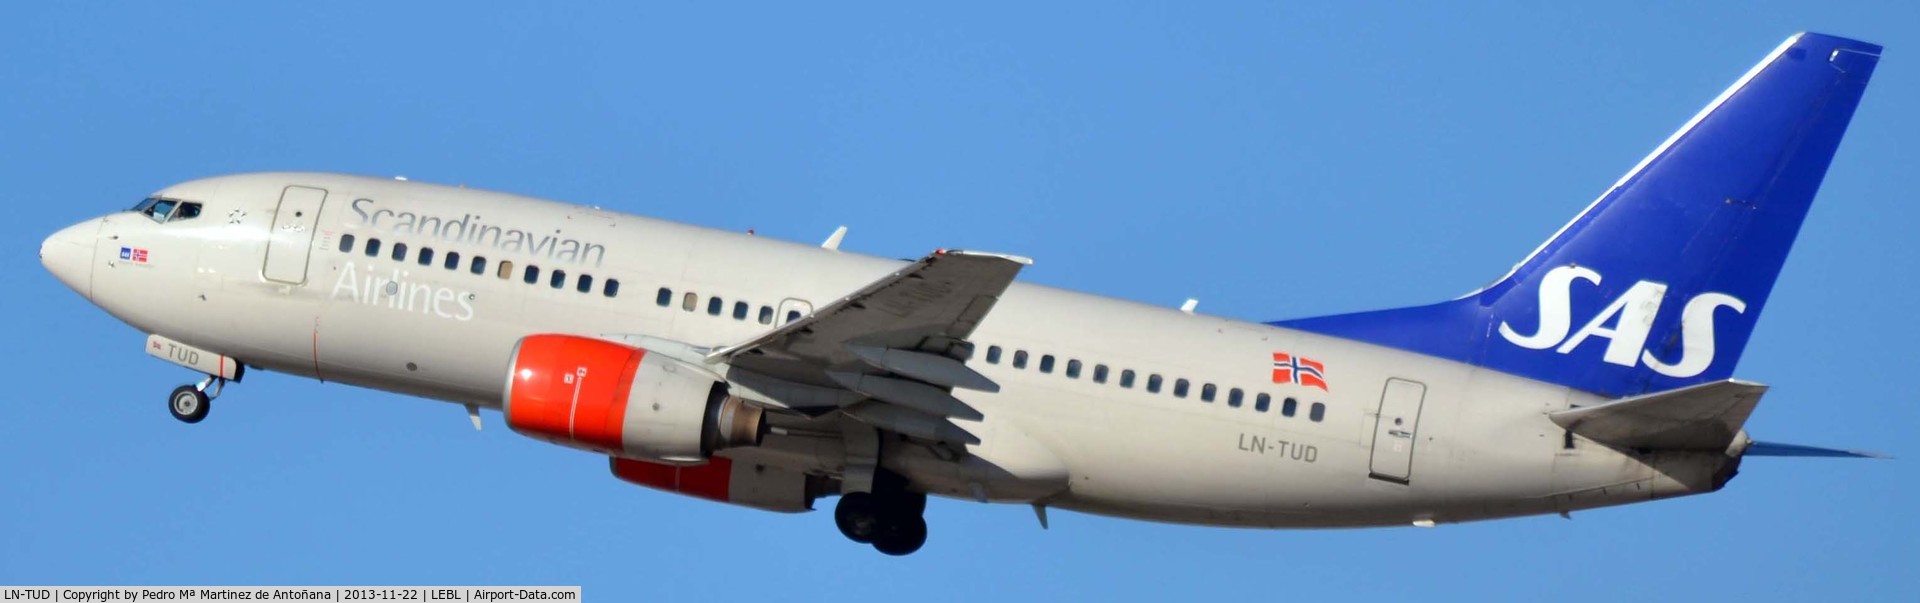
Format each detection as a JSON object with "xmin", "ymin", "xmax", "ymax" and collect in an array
[{"xmin": 41, "ymin": 218, "xmax": 100, "ymax": 300}]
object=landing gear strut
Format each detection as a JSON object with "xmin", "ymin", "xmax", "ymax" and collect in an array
[
  {"xmin": 169, "ymin": 376, "xmax": 225, "ymax": 424},
  {"xmin": 833, "ymin": 472, "xmax": 929, "ymax": 556}
]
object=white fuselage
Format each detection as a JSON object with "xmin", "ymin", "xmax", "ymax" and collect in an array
[{"xmin": 44, "ymin": 172, "xmax": 1732, "ymax": 528}]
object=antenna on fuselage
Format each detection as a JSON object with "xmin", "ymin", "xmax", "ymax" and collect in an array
[
  {"xmin": 822, "ymin": 226, "xmax": 848, "ymax": 250},
  {"xmin": 1180, "ymin": 298, "xmax": 1199, "ymax": 314}
]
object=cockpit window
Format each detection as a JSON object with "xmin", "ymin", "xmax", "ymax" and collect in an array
[
  {"xmin": 143, "ymin": 199, "xmax": 178, "ymax": 222},
  {"xmin": 130, "ymin": 197, "xmax": 202, "ymax": 223}
]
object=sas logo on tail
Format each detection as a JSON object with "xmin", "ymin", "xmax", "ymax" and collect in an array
[
  {"xmin": 1272, "ymin": 352, "xmax": 1329, "ymax": 391},
  {"xmin": 1498, "ymin": 265, "xmax": 1747, "ymax": 378}
]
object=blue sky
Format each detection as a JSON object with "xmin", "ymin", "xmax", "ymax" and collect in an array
[{"xmin": 3, "ymin": 2, "xmax": 1915, "ymax": 599}]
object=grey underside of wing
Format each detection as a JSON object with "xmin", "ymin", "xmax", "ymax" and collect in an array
[{"xmin": 709, "ymin": 251, "xmax": 1030, "ymax": 430}]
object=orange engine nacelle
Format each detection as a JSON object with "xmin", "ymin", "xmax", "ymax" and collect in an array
[
  {"xmin": 611, "ymin": 456, "xmax": 817, "ymax": 513},
  {"xmin": 504, "ymin": 334, "xmax": 763, "ymax": 462}
]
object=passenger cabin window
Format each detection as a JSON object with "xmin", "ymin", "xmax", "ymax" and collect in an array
[
  {"xmin": 497, "ymin": 260, "xmax": 514, "ymax": 279},
  {"xmin": 1093, "ymin": 365, "xmax": 1109, "ymax": 384},
  {"xmin": 707, "ymin": 297, "xmax": 723, "ymax": 316},
  {"xmin": 604, "ymin": 279, "xmax": 620, "ymax": 298},
  {"xmin": 1065, "ymin": 360, "xmax": 1082, "ymax": 379},
  {"xmin": 338, "ymin": 234, "xmax": 356, "ymax": 253},
  {"xmin": 550, "ymin": 269, "xmax": 567, "ymax": 289},
  {"xmin": 657, "ymin": 288, "xmax": 673, "ymax": 307},
  {"xmin": 683, "ymin": 292, "xmax": 697, "ymax": 311},
  {"xmin": 391, "ymin": 242, "xmax": 408, "ymax": 262},
  {"xmin": 418, "ymin": 248, "xmax": 434, "ymax": 266},
  {"xmin": 1282, "ymin": 397, "xmax": 1298, "ymax": 417},
  {"xmin": 986, "ymin": 346, "xmax": 1002, "ymax": 364},
  {"xmin": 444, "ymin": 251, "xmax": 461, "ymax": 270},
  {"xmin": 1119, "ymin": 370, "xmax": 1136, "ymax": 389},
  {"xmin": 1310, "ymin": 403, "xmax": 1326, "ymax": 422},
  {"xmin": 1174, "ymin": 379, "xmax": 1190, "ymax": 398},
  {"xmin": 732, "ymin": 301, "xmax": 748, "ymax": 320},
  {"xmin": 577, "ymin": 274, "xmax": 594, "ymax": 293},
  {"xmin": 1255, "ymin": 393, "xmax": 1272, "ymax": 413},
  {"xmin": 1228, "ymin": 388, "xmax": 1245, "ymax": 408},
  {"xmin": 1201, "ymin": 383, "xmax": 1217, "ymax": 402},
  {"xmin": 1039, "ymin": 355, "xmax": 1055, "ymax": 374},
  {"xmin": 758, "ymin": 306, "xmax": 774, "ymax": 325},
  {"xmin": 1147, "ymin": 374, "xmax": 1163, "ymax": 393},
  {"xmin": 786, "ymin": 310, "xmax": 802, "ymax": 323},
  {"xmin": 364, "ymin": 238, "xmax": 382, "ymax": 257},
  {"xmin": 525, "ymin": 265, "xmax": 541, "ymax": 285},
  {"xmin": 472, "ymin": 257, "xmax": 487, "ymax": 276},
  {"xmin": 1012, "ymin": 351, "xmax": 1029, "ymax": 369}
]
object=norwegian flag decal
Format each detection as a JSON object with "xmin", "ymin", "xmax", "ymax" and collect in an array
[{"xmin": 1272, "ymin": 352, "xmax": 1328, "ymax": 391}]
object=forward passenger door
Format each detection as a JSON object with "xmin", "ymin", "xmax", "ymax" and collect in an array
[{"xmin": 262, "ymin": 186, "xmax": 327, "ymax": 284}]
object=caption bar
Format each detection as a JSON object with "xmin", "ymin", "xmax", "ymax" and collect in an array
[{"xmin": 0, "ymin": 588, "xmax": 581, "ymax": 602}]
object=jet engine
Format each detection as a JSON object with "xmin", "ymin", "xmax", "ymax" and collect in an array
[{"xmin": 504, "ymin": 334, "xmax": 763, "ymax": 463}]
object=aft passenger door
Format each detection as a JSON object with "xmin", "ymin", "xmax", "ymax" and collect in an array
[
  {"xmin": 262, "ymin": 186, "xmax": 327, "ymax": 284},
  {"xmin": 1368, "ymin": 378, "xmax": 1427, "ymax": 484}
]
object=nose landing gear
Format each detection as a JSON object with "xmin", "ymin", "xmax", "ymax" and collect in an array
[
  {"xmin": 144, "ymin": 334, "xmax": 242, "ymax": 424},
  {"xmin": 169, "ymin": 376, "xmax": 225, "ymax": 424}
]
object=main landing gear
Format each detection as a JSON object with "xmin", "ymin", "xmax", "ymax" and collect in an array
[
  {"xmin": 834, "ymin": 473, "xmax": 929, "ymax": 556},
  {"xmin": 168, "ymin": 376, "xmax": 226, "ymax": 424}
]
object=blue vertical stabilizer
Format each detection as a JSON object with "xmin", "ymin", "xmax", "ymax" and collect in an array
[{"xmin": 1274, "ymin": 33, "xmax": 1881, "ymax": 397}]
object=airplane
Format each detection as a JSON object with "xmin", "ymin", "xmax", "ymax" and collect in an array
[{"xmin": 38, "ymin": 32, "xmax": 1886, "ymax": 556}]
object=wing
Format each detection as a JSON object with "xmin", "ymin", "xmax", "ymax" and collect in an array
[{"xmin": 708, "ymin": 249, "xmax": 1031, "ymax": 445}]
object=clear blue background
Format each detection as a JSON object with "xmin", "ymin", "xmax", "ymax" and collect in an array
[{"xmin": 3, "ymin": 2, "xmax": 1914, "ymax": 600}]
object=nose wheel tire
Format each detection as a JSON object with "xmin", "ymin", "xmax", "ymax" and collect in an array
[{"xmin": 169, "ymin": 385, "xmax": 210, "ymax": 424}]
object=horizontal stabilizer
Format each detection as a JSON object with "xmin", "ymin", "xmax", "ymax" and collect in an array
[
  {"xmin": 1745, "ymin": 441, "xmax": 1890, "ymax": 459},
  {"xmin": 1549, "ymin": 379, "xmax": 1767, "ymax": 451}
]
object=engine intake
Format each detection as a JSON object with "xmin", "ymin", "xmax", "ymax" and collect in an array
[{"xmin": 504, "ymin": 334, "xmax": 763, "ymax": 462}]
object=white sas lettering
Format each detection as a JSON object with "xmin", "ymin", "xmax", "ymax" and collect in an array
[
  {"xmin": 1498, "ymin": 265, "xmax": 1747, "ymax": 378},
  {"xmin": 1498, "ymin": 265, "xmax": 1601, "ymax": 349},
  {"xmin": 1556, "ymin": 279, "xmax": 1667, "ymax": 367},
  {"xmin": 1642, "ymin": 292, "xmax": 1747, "ymax": 377}
]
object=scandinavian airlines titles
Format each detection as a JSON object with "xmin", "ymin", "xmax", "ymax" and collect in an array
[{"xmin": 331, "ymin": 262, "xmax": 476, "ymax": 321}]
